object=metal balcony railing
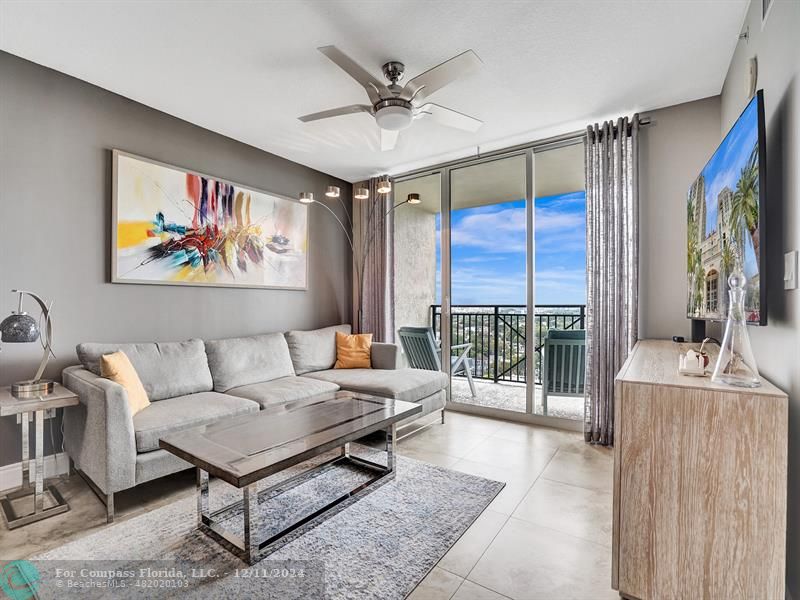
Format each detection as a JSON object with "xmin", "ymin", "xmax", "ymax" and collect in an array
[{"xmin": 430, "ymin": 304, "xmax": 586, "ymax": 385}]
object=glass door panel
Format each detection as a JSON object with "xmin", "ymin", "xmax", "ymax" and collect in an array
[
  {"xmin": 447, "ymin": 155, "xmax": 528, "ymax": 413},
  {"xmin": 532, "ymin": 143, "xmax": 587, "ymax": 420}
]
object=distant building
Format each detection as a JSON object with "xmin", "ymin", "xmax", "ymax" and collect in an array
[
  {"xmin": 689, "ymin": 175, "xmax": 706, "ymax": 242},
  {"xmin": 697, "ymin": 185, "xmax": 734, "ymax": 319}
]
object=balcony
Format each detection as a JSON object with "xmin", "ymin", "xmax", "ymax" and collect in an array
[{"xmin": 430, "ymin": 304, "xmax": 586, "ymax": 420}]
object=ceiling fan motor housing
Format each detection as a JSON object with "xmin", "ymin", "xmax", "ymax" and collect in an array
[
  {"xmin": 382, "ymin": 61, "xmax": 405, "ymax": 84},
  {"xmin": 374, "ymin": 98, "xmax": 414, "ymax": 131}
]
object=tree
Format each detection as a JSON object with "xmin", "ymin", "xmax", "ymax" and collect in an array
[{"xmin": 730, "ymin": 144, "xmax": 760, "ymax": 260}]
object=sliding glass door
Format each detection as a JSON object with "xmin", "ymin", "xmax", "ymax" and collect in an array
[
  {"xmin": 393, "ymin": 140, "xmax": 586, "ymax": 427},
  {"xmin": 531, "ymin": 143, "xmax": 587, "ymax": 421},
  {"xmin": 446, "ymin": 154, "xmax": 529, "ymax": 413}
]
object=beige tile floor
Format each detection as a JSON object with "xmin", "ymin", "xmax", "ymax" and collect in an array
[
  {"xmin": 1, "ymin": 412, "xmax": 615, "ymax": 600},
  {"xmin": 404, "ymin": 412, "xmax": 616, "ymax": 600}
]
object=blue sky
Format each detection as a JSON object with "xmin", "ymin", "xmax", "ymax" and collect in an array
[
  {"xmin": 698, "ymin": 95, "xmax": 759, "ymax": 276},
  {"xmin": 435, "ymin": 191, "xmax": 586, "ymax": 306}
]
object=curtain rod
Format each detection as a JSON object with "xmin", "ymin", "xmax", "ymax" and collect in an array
[{"xmin": 392, "ymin": 116, "xmax": 652, "ymax": 181}]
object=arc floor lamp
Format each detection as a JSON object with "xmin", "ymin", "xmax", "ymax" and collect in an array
[{"xmin": 300, "ymin": 180, "xmax": 420, "ymax": 333}]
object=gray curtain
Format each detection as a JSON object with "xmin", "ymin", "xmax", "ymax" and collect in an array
[
  {"xmin": 584, "ymin": 115, "xmax": 640, "ymax": 446},
  {"xmin": 352, "ymin": 176, "xmax": 395, "ymax": 341}
]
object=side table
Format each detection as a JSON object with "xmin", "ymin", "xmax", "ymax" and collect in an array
[{"xmin": 0, "ymin": 383, "xmax": 78, "ymax": 529}]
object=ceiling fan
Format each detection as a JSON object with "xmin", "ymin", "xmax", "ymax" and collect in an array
[{"xmin": 298, "ymin": 46, "xmax": 483, "ymax": 151}]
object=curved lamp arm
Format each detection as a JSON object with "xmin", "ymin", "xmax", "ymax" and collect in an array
[
  {"xmin": 11, "ymin": 289, "xmax": 54, "ymax": 383},
  {"xmin": 309, "ymin": 200, "xmax": 354, "ymax": 252}
]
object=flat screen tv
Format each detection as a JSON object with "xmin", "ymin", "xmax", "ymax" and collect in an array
[{"xmin": 686, "ymin": 90, "xmax": 766, "ymax": 325}]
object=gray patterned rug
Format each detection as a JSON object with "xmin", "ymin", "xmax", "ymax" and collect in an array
[{"xmin": 32, "ymin": 447, "xmax": 503, "ymax": 599}]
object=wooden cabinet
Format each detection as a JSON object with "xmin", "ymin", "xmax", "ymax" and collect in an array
[{"xmin": 612, "ymin": 340, "xmax": 787, "ymax": 600}]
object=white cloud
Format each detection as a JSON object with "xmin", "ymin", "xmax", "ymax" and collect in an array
[{"xmin": 450, "ymin": 204, "xmax": 584, "ymax": 254}]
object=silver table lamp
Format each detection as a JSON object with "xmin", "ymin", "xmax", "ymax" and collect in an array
[{"xmin": 0, "ymin": 289, "xmax": 55, "ymax": 397}]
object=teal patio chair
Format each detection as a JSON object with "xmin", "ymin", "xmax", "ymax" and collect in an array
[
  {"xmin": 541, "ymin": 329, "xmax": 586, "ymax": 415},
  {"xmin": 397, "ymin": 326, "xmax": 477, "ymax": 398}
]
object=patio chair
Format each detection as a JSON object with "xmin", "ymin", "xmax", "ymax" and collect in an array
[
  {"xmin": 541, "ymin": 329, "xmax": 586, "ymax": 415},
  {"xmin": 397, "ymin": 326, "xmax": 477, "ymax": 398}
]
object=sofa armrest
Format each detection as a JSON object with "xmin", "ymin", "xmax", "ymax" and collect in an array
[
  {"xmin": 62, "ymin": 365, "xmax": 137, "ymax": 494},
  {"xmin": 371, "ymin": 342, "xmax": 400, "ymax": 370}
]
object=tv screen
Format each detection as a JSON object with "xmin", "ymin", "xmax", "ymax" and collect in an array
[{"xmin": 686, "ymin": 90, "xmax": 766, "ymax": 325}]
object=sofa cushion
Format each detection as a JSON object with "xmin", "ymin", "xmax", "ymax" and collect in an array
[
  {"xmin": 226, "ymin": 376, "xmax": 340, "ymax": 409},
  {"xmin": 76, "ymin": 339, "xmax": 213, "ymax": 401},
  {"xmin": 132, "ymin": 391, "xmax": 259, "ymax": 453},
  {"xmin": 205, "ymin": 333, "xmax": 295, "ymax": 392},
  {"xmin": 285, "ymin": 324, "xmax": 351, "ymax": 375},
  {"xmin": 304, "ymin": 368, "xmax": 448, "ymax": 403}
]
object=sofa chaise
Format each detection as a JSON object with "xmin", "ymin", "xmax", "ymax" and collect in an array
[{"xmin": 63, "ymin": 324, "xmax": 447, "ymax": 522}]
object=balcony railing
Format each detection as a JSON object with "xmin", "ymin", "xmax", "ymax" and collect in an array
[{"xmin": 430, "ymin": 304, "xmax": 586, "ymax": 385}]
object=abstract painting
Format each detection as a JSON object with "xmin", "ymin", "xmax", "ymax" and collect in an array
[{"xmin": 112, "ymin": 151, "xmax": 308, "ymax": 289}]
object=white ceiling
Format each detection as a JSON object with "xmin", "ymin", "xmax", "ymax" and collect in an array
[{"xmin": 0, "ymin": 0, "xmax": 747, "ymax": 183}]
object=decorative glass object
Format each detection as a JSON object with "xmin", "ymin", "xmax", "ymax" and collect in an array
[{"xmin": 711, "ymin": 271, "xmax": 761, "ymax": 387}]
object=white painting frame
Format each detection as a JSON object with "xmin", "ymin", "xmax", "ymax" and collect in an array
[{"xmin": 111, "ymin": 149, "xmax": 309, "ymax": 291}]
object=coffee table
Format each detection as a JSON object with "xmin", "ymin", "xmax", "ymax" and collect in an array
[{"xmin": 159, "ymin": 391, "xmax": 421, "ymax": 564}]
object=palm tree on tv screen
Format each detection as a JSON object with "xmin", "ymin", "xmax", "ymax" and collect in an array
[{"xmin": 730, "ymin": 144, "xmax": 760, "ymax": 260}]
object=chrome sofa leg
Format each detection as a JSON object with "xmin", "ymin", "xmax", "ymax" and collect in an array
[{"xmin": 75, "ymin": 467, "xmax": 115, "ymax": 523}]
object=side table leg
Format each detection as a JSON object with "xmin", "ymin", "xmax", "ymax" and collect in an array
[
  {"xmin": 20, "ymin": 413, "xmax": 30, "ymax": 491},
  {"xmin": 34, "ymin": 410, "xmax": 44, "ymax": 513},
  {"xmin": 0, "ymin": 410, "xmax": 71, "ymax": 529}
]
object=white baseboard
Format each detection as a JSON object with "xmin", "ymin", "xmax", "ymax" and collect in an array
[{"xmin": 0, "ymin": 452, "xmax": 70, "ymax": 493}]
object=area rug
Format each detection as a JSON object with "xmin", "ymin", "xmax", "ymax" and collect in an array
[{"xmin": 31, "ymin": 447, "xmax": 504, "ymax": 599}]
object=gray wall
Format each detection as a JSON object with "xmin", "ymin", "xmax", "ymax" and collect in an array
[
  {"xmin": 0, "ymin": 52, "xmax": 352, "ymax": 468},
  {"xmin": 638, "ymin": 96, "xmax": 722, "ymax": 340},
  {"xmin": 720, "ymin": 0, "xmax": 800, "ymax": 593}
]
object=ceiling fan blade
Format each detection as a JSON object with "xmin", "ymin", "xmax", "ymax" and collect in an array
[
  {"xmin": 416, "ymin": 103, "xmax": 483, "ymax": 132},
  {"xmin": 380, "ymin": 128, "xmax": 400, "ymax": 152},
  {"xmin": 399, "ymin": 50, "xmax": 482, "ymax": 103},
  {"xmin": 317, "ymin": 46, "xmax": 389, "ymax": 104},
  {"xmin": 298, "ymin": 104, "xmax": 373, "ymax": 123}
]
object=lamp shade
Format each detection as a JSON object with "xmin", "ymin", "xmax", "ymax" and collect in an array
[
  {"xmin": 377, "ymin": 177, "xmax": 392, "ymax": 194},
  {"xmin": 354, "ymin": 187, "xmax": 369, "ymax": 200},
  {"xmin": 325, "ymin": 186, "xmax": 341, "ymax": 198},
  {"xmin": 0, "ymin": 312, "xmax": 39, "ymax": 343},
  {"xmin": 298, "ymin": 192, "xmax": 314, "ymax": 204},
  {"xmin": 407, "ymin": 193, "xmax": 421, "ymax": 205}
]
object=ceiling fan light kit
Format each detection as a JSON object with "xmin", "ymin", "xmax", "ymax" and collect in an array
[
  {"xmin": 374, "ymin": 100, "xmax": 414, "ymax": 131},
  {"xmin": 298, "ymin": 46, "xmax": 483, "ymax": 151}
]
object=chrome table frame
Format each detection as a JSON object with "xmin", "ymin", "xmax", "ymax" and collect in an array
[
  {"xmin": 196, "ymin": 423, "xmax": 396, "ymax": 565},
  {"xmin": 0, "ymin": 409, "xmax": 70, "ymax": 529}
]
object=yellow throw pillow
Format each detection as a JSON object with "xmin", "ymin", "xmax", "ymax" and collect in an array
[
  {"xmin": 334, "ymin": 332, "xmax": 373, "ymax": 369},
  {"xmin": 100, "ymin": 351, "xmax": 151, "ymax": 416}
]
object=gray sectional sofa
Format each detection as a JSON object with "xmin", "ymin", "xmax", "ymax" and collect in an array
[{"xmin": 63, "ymin": 324, "xmax": 447, "ymax": 522}]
